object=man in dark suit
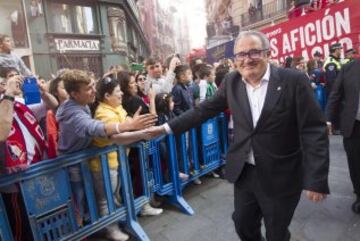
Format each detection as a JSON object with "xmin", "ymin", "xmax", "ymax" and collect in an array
[
  {"xmin": 326, "ymin": 44, "xmax": 360, "ymax": 214},
  {"xmin": 148, "ymin": 31, "xmax": 329, "ymax": 241}
]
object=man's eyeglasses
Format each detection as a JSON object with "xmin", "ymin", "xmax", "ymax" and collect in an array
[
  {"xmin": 149, "ymin": 64, "xmax": 161, "ymax": 70},
  {"xmin": 235, "ymin": 49, "xmax": 268, "ymax": 60}
]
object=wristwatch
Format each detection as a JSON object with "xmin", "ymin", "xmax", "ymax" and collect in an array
[{"xmin": 2, "ymin": 95, "xmax": 15, "ymax": 102}]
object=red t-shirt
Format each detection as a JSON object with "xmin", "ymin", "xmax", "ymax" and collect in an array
[{"xmin": 46, "ymin": 110, "xmax": 59, "ymax": 159}]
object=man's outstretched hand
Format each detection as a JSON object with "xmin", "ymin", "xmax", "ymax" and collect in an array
[{"xmin": 305, "ymin": 190, "xmax": 327, "ymax": 202}]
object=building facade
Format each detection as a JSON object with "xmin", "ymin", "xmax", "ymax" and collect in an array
[
  {"xmin": 0, "ymin": 0, "xmax": 150, "ymax": 78},
  {"xmin": 234, "ymin": 0, "xmax": 291, "ymax": 30},
  {"xmin": 0, "ymin": 0, "xmax": 33, "ymax": 70},
  {"xmin": 137, "ymin": 0, "xmax": 191, "ymax": 61},
  {"xmin": 205, "ymin": 0, "xmax": 290, "ymax": 49}
]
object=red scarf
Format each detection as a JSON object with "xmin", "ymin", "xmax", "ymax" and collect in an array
[{"xmin": 0, "ymin": 101, "xmax": 47, "ymax": 174}]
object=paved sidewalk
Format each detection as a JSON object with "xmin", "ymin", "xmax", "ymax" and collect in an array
[{"xmin": 93, "ymin": 136, "xmax": 360, "ymax": 241}]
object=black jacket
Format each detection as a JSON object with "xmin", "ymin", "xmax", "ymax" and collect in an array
[
  {"xmin": 171, "ymin": 83, "xmax": 194, "ymax": 116},
  {"xmin": 326, "ymin": 60, "xmax": 360, "ymax": 138},
  {"xmin": 168, "ymin": 66, "xmax": 330, "ymax": 197}
]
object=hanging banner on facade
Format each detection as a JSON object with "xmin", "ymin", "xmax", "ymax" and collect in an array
[
  {"xmin": 54, "ymin": 38, "xmax": 100, "ymax": 52},
  {"xmin": 206, "ymin": 40, "xmax": 235, "ymax": 64},
  {"xmin": 261, "ymin": 0, "xmax": 360, "ymax": 63}
]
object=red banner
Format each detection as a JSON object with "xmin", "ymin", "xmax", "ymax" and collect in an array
[{"xmin": 261, "ymin": 0, "xmax": 360, "ymax": 63}]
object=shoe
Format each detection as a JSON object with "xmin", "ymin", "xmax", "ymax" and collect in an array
[
  {"xmin": 105, "ymin": 224, "xmax": 129, "ymax": 241},
  {"xmin": 179, "ymin": 172, "xmax": 189, "ymax": 181},
  {"xmin": 193, "ymin": 178, "xmax": 202, "ymax": 185},
  {"xmin": 140, "ymin": 203, "xmax": 163, "ymax": 216},
  {"xmin": 333, "ymin": 130, "xmax": 341, "ymax": 135},
  {"xmin": 211, "ymin": 171, "xmax": 220, "ymax": 178},
  {"xmin": 150, "ymin": 195, "xmax": 163, "ymax": 208},
  {"xmin": 352, "ymin": 196, "xmax": 360, "ymax": 214}
]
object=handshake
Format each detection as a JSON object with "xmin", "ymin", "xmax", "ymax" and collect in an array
[{"xmin": 141, "ymin": 125, "xmax": 167, "ymax": 141}]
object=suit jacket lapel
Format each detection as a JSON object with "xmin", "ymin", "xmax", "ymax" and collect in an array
[
  {"xmin": 256, "ymin": 66, "xmax": 283, "ymax": 129},
  {"xmin": 237, "ymin": 80, "xmax": 254, "ymax": 128}
]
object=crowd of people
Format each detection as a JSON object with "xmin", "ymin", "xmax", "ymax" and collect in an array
[
  {"xmin": 0, "ymin": 33, "xmax": 233, "ymax": 241},
  {"xmin": 279, "ymin": 43, "xmax": 358, "ymax": 118}
]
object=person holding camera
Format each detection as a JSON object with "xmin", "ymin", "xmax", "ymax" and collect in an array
[
  {"xmin": 0, "ymin": 67, "xmax": 58, "ymax": 172},
  {"xmin": 0, "ymin": 67, "xmax": 53, "ymax": 241}
]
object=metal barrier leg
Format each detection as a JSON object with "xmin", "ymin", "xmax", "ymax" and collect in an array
[
  {"xmin": 138, "ymin": 144, "xmax": 151, "ymax": 199},
  {"xmin": 81, "ymin": 162, "xmax": 99, "ymax": 223},
  {"xmin": 190, "ymin": 129, "xmax": 200, "ymax": 172},
  {"xmin": 0, "ymin": 194, "xmax": 14, "ymax": 241},
  {"xmin": 218, "ymin": 113, "xmax": 229, "ymax": 155},
  {"xmin": 167, "ymin": 135, "xmax": 194, "ymax": 216},
  {"xmin": 118, "ymin": 147, "xmax": 150, "ymax": 241}
]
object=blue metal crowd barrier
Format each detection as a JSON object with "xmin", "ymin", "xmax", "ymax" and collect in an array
[
  {"xmin": 314, "ymin": 84, "xmax": 326, "ymax": 111},
  {"xmin": 0, "ymin": 145, "xmax": 149, "ymax": 241},
  {"xmin": 137, "ymin": 114, "xmax": 228, "ymax": 216},
  {"xmin": 0, "ymin": 113, "xmax": 229, "ymax": 241}
]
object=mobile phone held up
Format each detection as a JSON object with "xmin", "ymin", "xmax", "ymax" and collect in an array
[{"xmin": 22, "ymin": 77, "xmax": 41, "ymax": 105}]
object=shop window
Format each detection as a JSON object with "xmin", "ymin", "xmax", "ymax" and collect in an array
[
  {"xmin": 0, "ymin": 0, "xmax": 28, "ymax": 48},
  {"xmin": 48, "ymin": 2, "xmax": 97, "ymax": 34},
  {"xmin": 57, "ymin": 54, "xmax": 103, "ymax": 77},
  {"xmin": 107, "ymin": 7, "xmax": 127, "ymax": 52}
]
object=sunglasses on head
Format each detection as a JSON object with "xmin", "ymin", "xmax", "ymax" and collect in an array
[{"xmin": 103, "ymin": 77, "xmax": 116, "ymax": 85}]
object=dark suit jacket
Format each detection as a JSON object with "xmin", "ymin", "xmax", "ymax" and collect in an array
[
  {"xmin": 326, "ymin": 60, "xmax": 360, "ymax": 138},
  {"xmin": 168, "ymin": 65, "xmax": 330, "ymax": 197},
  {"xmin": 171, "ymin": 83, "xmax": 194, "ymax": 116}
]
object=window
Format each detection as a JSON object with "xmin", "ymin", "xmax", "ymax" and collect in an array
[
  {"xmin": 57, "ymin": 54, "xmax": 103, "ymax": 78},
  {"xmin": 107, "ymin": 7, "xmax": 127, "ymax": 52},
  {"xmin": 48, "ymin": 2, "xmax": 97, "ymax": 34},
  {"xmin": 0, "ymin": 0, "xmax": 29, "ymax": 48}
]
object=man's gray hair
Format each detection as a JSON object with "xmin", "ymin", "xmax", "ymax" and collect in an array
[{"xmin": 234, "ymin": 31, "xmax": 270, "ymax": 50}]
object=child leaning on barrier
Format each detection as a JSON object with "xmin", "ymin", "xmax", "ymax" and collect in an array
[
  {"xmin": 90, "ymin": 76, "xmax": 153, "ymax": 241},
  {"xmin": 56, "ymin": 69, "xmax": 156, "ymax": 235},
  {"xmin": 171, "ymin": 65, "xmax": 201, "ymax": 184},
  {"xmin": 119, "ymin": 71, "xmax": 164, "ymax": 216},
  {"xmin": 155, "ymin": 93, "xmax": 189, "ymax": 181}
]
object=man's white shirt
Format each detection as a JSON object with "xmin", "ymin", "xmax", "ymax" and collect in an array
[{"xmin": 242, "ymin": 64, "xmax": 271, "ymax": 165}]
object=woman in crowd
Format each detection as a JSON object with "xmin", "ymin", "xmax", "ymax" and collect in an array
[
  {"xmin": 120, "ymin": 71, "xmax": 156, "ymax": 116},
  {"xmin": 119, "ymin": 71, "xmax": 162, "ymax": 216},
  {"xmin": 135, "ymin": 72, "xmax": 150, "ymax": 105},
  {"xmin": 91, "ymin": 76, "xmax": 156, "ymax": 241}
]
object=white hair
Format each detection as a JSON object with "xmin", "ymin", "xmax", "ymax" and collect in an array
[{"xmin": 234, "ymin": 31, "xmax": 270, "ymax": 51}]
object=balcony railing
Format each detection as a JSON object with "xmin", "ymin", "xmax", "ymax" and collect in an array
[{"xmin": 241, "ymin": 0, "xmax": 289, "ymax": 27}]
